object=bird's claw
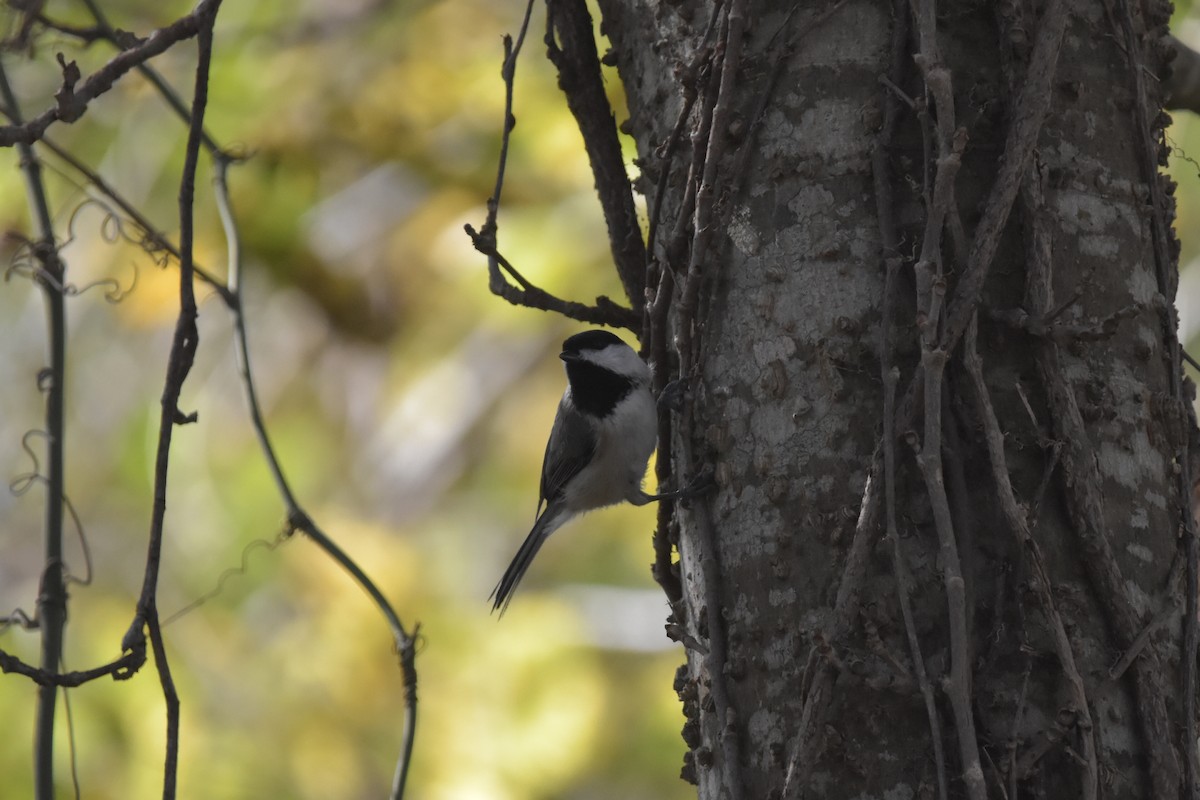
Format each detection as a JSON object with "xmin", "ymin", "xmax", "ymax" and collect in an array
[
  {"xmin": 658, "ymin": 379, "xmax": 688, "ymax": 414},
  {"xmin": 671, "ymin": 465, "xmax": 716, "ymax": 508},
  {"xmin": 682, "ymin": 464, "xmax": 715, "ymax": 497}
]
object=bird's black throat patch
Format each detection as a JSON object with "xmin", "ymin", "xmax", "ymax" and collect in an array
[{"xmin": 565, "ymin": 360, "xmax": 634, "ymax": 418}]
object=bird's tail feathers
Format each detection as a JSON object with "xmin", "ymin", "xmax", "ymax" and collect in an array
[{"xmin": 490, "ymin": 505, "xmax": 570, "ymax": 616}]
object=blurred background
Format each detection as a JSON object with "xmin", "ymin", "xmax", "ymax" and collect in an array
[
  {"xmin": 3, "ymin": 1, "xmax": 1200, "ymax": 799},
  {"xmin": 0, "ymin": 1, "xmax": 684, "ymax": 798}
]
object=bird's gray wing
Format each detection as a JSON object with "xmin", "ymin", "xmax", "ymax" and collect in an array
[{"xmin": 537, "ymin": 396, "xmax": 596, "ymax": 516}]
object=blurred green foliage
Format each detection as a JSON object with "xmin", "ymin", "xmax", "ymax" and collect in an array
[{"xmin": 0, "ymin": 1, "xmax": 686, "ymax": 798}]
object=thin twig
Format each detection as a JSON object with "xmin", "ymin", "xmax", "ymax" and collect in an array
[
  {"xmin": 1108, "ymin": 594, "xmax": 1181, "ymax": 683},
  {"xmin": 462, "ymin": 226, "xmax": 638, "ymax": 328},
  {"xmin": 466, "ymin": 0, "xmax": 638, "ymax": 331},
  {"xmin": 935, "ymin": 0, "xmax": 1068, "ymax": 356},
  {"xmin": 544, "ymin": 0, "xmax": 646, "ymax": 305},
  {"xmin": 0, "ymin": 49, "xmax": 69, "ymax": 800},
  {"xmin": 214, "ymin": 150, "xmax": 420, "ymax": 799},
  {"xmin": 644, "ymin": 39, "xmax": 716, "ymax": 590},
  {"xmin": 906, "ymin": 0, "xmax": 986, "ymax": 789},
  {"xmin": 677, "ymin": 0, "xmax": 747, "ymax": 366},
  {"xmin": 486, "ymin": 0, "xmax": 537, "ymax": 226},
  {"xmin": 1110, "ymin": 1, "xmax": 1197, "ymax": 794},
  {"xmin": 1008, "ymin": 658, "xmax": 1032, "ymax": 799},
  {"xmin": 76, "ymin": 0, "xmax": 227, "ymax": 158},
  {"xmin": 1021, "ymin": 105, "xmax": 1176, "ymax": 798},
  {"xmin": 0, "ymin": 646, "xmax": 143, "ymax": 685},
  {"xmin": 646, "ymin": 3, "xmax": 724, "ymax": 607},
  {"xmin": 782, "ymin": 457, "xmax": 881, "ymax": 796},
  {"xmin": 121, "ymin": 8, "xmax": 222, "ymax": 797},
  {"xmin": 672, "ymin": 4, "xmax": 748, "ymax": 796},
  {"xmin": 964, "ymin": 316, "xmax": 1098, "ymax": 800},
  {"xmin": 1183, "ymin": 348, "xmax": 1200, "ymax": 373},
  {"xmin": 911, "ymin": 0, "xmax": 963, "ymax": 319},
  {"xmin": 17, "ymin": 13, "xmax": 107, "ymax": 46},
  {"xmin": 643, "ymin": 7, "xmax": 719, "ymax": 269},
  {"xmin": 886, "ymin": 0, "xmax": 1068, "ymax": 464},
  {"xmin": 0, "ymin": 0, "xmax": 224, "ymax": 146},
  {"xmin": 872, "ymin": 16, "xmax": 947, "ymax": 781},
  {"xmin": 146, "ymin": 607, "xmax": 179, "ymax": 799},
  {"xmin": 884, "ymin": 368, "xmax": 949, "ymax": 800},
  {"xmin": 911, "ymin": 296, "xmax": 986, "ymax": 800},
  {"xmin": 649, "ymin": 261, "xmax": 682, "ymax": 603},
  {"xmin": 61, "ymin": 662, "xmax": 82, "ymax": 800}
]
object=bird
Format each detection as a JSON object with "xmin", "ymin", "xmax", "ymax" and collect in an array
[{"xmin": 490, "ymin": 329, "xmax": 695, "ymax": 615}]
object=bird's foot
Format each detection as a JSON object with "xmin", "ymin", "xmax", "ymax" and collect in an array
[{"xmin": 658, "ymin": 378, "xmax": 688, "ymax": 414}]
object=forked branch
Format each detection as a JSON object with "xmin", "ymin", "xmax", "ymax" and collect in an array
[{"xmin": 466, "ymin": 0, "xmax": 639, "ymax": 331}]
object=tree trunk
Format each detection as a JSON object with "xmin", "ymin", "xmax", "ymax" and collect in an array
[{"xmin": 596, "ymin": 0, "xmax": 1196, "ymax": 797}]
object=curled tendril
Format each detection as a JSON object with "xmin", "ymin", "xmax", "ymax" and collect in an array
[
  {"xmin": 4, "ymin": 261, "xmax": 34, "ymax": 283},
  {"xmin": 4, "ymin": 250, "xmax": 67, "ymax": 292},
  {"xmin": 62, "ymin": 260, "xmax": 138, "ymax": 303},
  {"xmin": 61, "ymin": 494, "xmax": 93, "ymax": 587},
  {"xmin": 96, "ymin": 203, "xmax": 125, "ymax": 245},
  {"xmin": 5, "ymin": 197, "xmax": 148, "ymax": 302},
  {"xmin": 161, "ymin": 530, "xmax": 293, "ymax": 626},
  {"xmin": 1166, "ymin": 133, "xmax": 1200, "ymax": 179},
  {"xmin": 8, "ymin": 430, "xmax": 92, "ymax": 587},
  {"xmin": 52, "ymin": 199, "xmax": 139, "ymax": 302},
  {"xmin": 139, "ymin": 236, "xmax": 172, "ymax": 268},
  {"xmin": 9, "ymin": 429, "xmax": 49, "ymax": 496},
  {"xmin": 0, "ymin": 608, "xmax": 37, "ymax": 635},
  {"xmin": 4, "ymin": 235, "xmax": 39, "ymax": 284},
  {"xmin": 62, "ymin": 192, "xmax": 172, "ymax": 270}
]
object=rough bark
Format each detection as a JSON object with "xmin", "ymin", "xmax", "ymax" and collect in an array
[{"xmin": 596, "ymin": 0, "xmax": 1194, "ymax": 798}]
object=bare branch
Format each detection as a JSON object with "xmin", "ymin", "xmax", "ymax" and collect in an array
[
  {"xmin": 883, "ymin": 368, "xmax": 949, "ymax": 800},
  {"xmin": 783, "ymin": 456, "xmax": 881, "ymax": 796},
  {"xmin": 123, "ymin": 8, "xmax": 222, "ymax": 796},
  {"xmin": 0, "ymin": 44, "xmax": 70, "ymax": 800},
  {"xmin": 545, "ymin": 0, "xmax": 646, "ymax": 305},
  {"xmin": 936, "ymin": 0, "xmax": 1068, "ymax": 355},
  {"xmin": 1021, "ymin": 107, "xmax": 1178, "ymax": 799},
  {"xmin": 216, "ymin": 154, "xmax": 420, "ymax": 798},
  {"xmin": 964, "ymin": 317, "xmax": 1098, "ymax": 799},
  {"xmin": 677, "ymin": 0, "xmax": 747, "ymax": 369},
  {"xmin": 0, "ymin": 646, "xmax": 144, "ymax": 686},
  {"xmin": 0, "ymin": 0, "xmax": 224, "ymax": 147},
  {"xmin": 671, "ymin": 4, "xmax": 749, "ymax": 796},
  {"xmin": 469, "ymin": 0, "xmax": 638, "ymax": 332},
  {"xmin": 641, "ymin": 11, "xmax": 724, "ymax": 603},
  {"xmin": 77, "ymin": 0, "xmax": 229, "ymax": 158},
  {"xmin": 463, "ymin": 225, "xmax": 638, "ymax": 328},
  {"xmin": 911, "ymin": 322, "xmax": 985, "ymax": 800}
]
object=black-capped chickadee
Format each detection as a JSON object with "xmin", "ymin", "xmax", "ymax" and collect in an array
[{"xmin": 491, "ymin": 330, "xmax": 695, "ymax": 614}]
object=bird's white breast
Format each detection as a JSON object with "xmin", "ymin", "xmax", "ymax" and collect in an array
[{"xmin": 565, "ymin": 385, "xmax": 657, "ymax": 511}]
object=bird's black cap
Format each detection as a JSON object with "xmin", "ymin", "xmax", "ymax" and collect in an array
[{"xmin": 561, "ymin": 330, "xmax": 624, "ymax": 357}]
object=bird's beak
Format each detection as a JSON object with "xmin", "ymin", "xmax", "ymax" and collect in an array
[{"xmin": 560, "ymin": 351, "xmax": 581, "ymax": 363}]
